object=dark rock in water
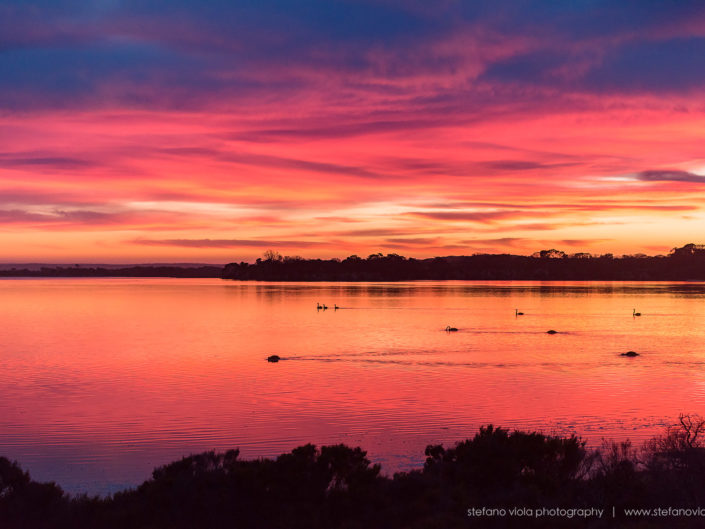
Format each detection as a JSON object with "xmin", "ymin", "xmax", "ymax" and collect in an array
[
  {"xmin": 621, "ymin": 351, "xmax": 639, "ymax": 357},
  {"xmin": 267, "ymin": 355, "xmax": 281, "ymax": 363},
  {"xmin": 546, "ymin": 330, "xmax": 558, "ymax": 334}
]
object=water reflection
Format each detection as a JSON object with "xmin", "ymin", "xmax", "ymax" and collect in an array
[
  {"xmin": 0, "ymin": 278, "xmax": 704, "ymax": 495},
  {"xmin": 248, "ymin": 280, "xmax": 705, "ymax": 298}
]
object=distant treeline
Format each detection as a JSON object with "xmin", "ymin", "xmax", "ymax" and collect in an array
[
  {"xmin": 3, "ymin": 415, "xmax": 705, "ymax": 528},
  {"xmin": 222, "ymin": 243, "xmax": 705, "ymax": 281},
  {"xmin": 0, "ymin": 266, "xmax": 223, "ymax": 278},
  {"xmin": 5, "ymin": 243, "xmax": 705, "ymax": 280}
]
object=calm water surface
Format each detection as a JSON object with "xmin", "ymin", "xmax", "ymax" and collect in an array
[{"xmin": 1, "ymin": 278, "xmax": 704, "ymax": 494}]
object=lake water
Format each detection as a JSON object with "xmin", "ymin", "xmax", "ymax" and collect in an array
[{"xmin": 1, "ymin": 278, "xmax": 704, "ymax": 495}]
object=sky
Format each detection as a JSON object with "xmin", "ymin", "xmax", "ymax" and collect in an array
[{"xmin": 1, "ymin": 1, "xmax": 705, "ymax": 263}]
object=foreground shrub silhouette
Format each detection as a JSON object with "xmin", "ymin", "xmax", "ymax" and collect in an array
[
  {"xmin": 644, "ymin": 414, "xmax": 705, "ymax": 506},
  {"xmin": 104, "ymin": 444, "xmax": 384, "ymax": 529},
  {"xmin": 5, "ymin": 418, "xmax": 705, "ymax": 528},
  {"xmin": 423, "ymin": 426, "xmax": 589, "ymax": 505},
  {"xmin": 0, "ymin": 457, "xmax": 77, "ymax": 529}
]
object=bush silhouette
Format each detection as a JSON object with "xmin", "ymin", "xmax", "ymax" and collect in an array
[
  {"xmin": 423, "ymin": 425, "xmax": 588, "ymax": 507},
  {"xmin": 5, "ymin": 419, "xmax": 705, "ymax": 528}
]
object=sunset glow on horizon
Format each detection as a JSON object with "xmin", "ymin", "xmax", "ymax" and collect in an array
[{"xmin": 2, "ymin": 2, "xmax": 705, "ymax": 263}]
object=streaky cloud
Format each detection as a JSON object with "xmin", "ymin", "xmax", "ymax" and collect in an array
[
  {"xmin": 0, "ymin": 208, "xmax": 123, "ymax": 224},
  {"xmin": 0, "ymin": 155, "xmax": 97, "ymax": 170},
  {"xmin": 461, "ymin": 237, "xmax": 523, "ymax": 246},
  {"xmin": 637, "ymin": 169, "xmax": 705, "ymax": 183},
  {"xmin": 133, "ymin": 238, "xmax": 330, "ymax": 248},
  {"xmin": 408, "ymin": 210, "xmax": 524, "ymax": 222},
  {"xmin": 559, "ymin": 238, "xmax": 613, "ymax": 246},
  {"xmin": 385, "ymin": 237, "xmax": 439, "ymax": 245}
]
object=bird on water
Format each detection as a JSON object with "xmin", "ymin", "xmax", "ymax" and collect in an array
[{"xmin": 633, "ymin": 309, "xmax": 641, "ymax": 316}]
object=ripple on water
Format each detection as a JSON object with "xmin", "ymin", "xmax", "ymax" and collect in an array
[{"xmin": 0, "ymin": 278, "xmax": 704, "ymax": 494}]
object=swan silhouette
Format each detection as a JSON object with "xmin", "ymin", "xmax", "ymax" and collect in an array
[
  {"xmin": 633, "ymin": 309, "xmax": 641, "ymax": 317},
  {"xmin": 445, "ymin": 325, "xmax": 458, "ymax": 332},
  {"xmin": 515, "ymin": 309, "xmax": 524, "ymax": 316}
]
